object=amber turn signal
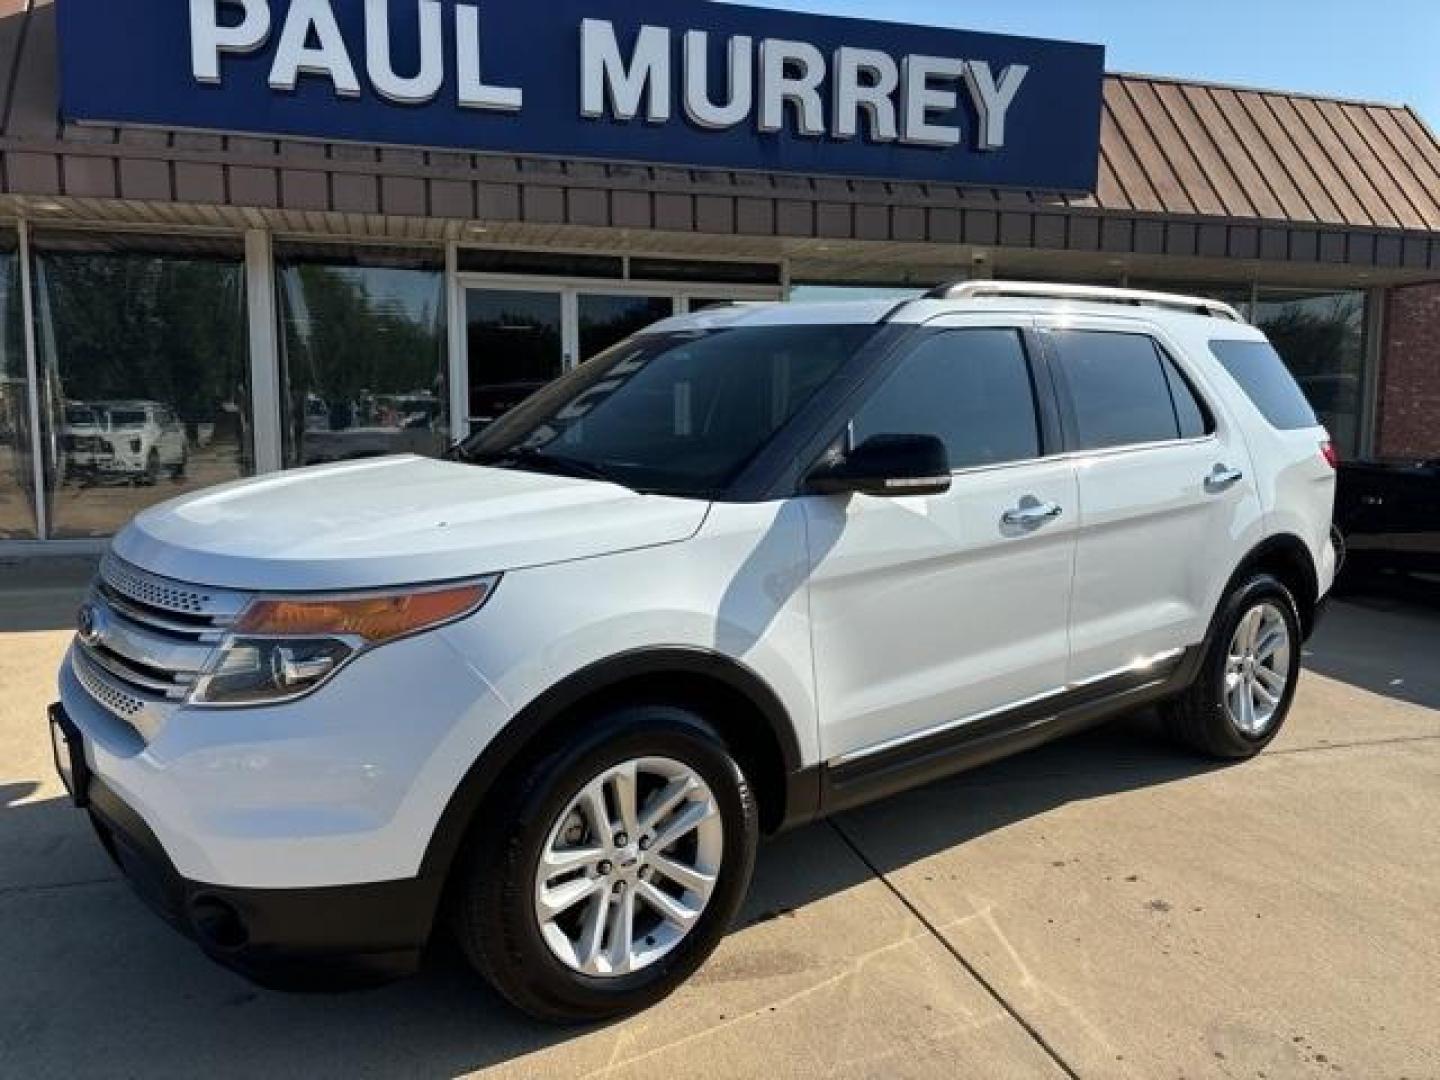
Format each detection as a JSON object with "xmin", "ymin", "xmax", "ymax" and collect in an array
[{"xmin": 235, "ymin": 580, "xmax": 495, "ymax": 643}]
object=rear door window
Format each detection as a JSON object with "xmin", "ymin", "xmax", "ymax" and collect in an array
[
  {"xmin": 1210, "ymin": 339, "xmax": 1320, "ymax": 430},
  {"xmin": 1051, "ymin": 330, "xmax": 1184, "ymax": 450}
]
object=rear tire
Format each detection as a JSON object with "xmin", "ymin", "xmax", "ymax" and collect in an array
[
  {"xmin": 1162, "ymin": 572, "xmax": 1302, "ymax": 759},
  {"xmin": 449, "ymin": 704, "xmax": 758, "ymax": 1023}
]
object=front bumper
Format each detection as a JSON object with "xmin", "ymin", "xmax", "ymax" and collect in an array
[
  {"xmin": 84, "ymin": 769, "xmax": 436, "ymax": 991},
  {"xmin": 58, "ymin": 626, "xmax": 511, "ymax": 889},
  {"xmin": 54, "ymin": 606, "xmax": 516, "ymax": 987}
]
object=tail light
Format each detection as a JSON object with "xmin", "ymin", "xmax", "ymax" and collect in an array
[{"xmin": 1319, "ymin": 440, "xmax": 1339, "ymax": 469}]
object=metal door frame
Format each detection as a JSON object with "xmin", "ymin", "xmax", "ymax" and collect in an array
[{"xmin": 448, "ymin": 260, "xmax": 779, "ymax": 440}]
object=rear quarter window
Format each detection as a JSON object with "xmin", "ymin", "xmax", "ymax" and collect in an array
[{"xmin": 1210, "ymin": 340, "xmax": 1320, "ymax": 430}]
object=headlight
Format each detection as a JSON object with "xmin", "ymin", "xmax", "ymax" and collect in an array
[
  {"xmin": 130, "ymin": 438, "xmax": 142, "ymax": 454},
  {"xmin": 190, "ymin": 577, "xmax": 498, "ymax": 706}
]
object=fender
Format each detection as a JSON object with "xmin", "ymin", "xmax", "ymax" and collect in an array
[{"xmin": 417, "ymin": 646, "xmax": 806, "ymax": 882}]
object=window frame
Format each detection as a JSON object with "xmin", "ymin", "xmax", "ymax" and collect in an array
[{"xmin": 1042, "ymin": 326, "xmax": 1221, "ymax": 457}]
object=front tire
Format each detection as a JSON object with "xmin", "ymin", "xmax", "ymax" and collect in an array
[
  {"xmin": 141, "ymin": 449, "xmax": 160, "ymax": 486},
  {"xmin": 450, "ymin": 705, "xmax": 759, "ymax": 1022},
  {"xmin": 1162, "ymin": 572, "xmax": 1302, "ymax": 759}
]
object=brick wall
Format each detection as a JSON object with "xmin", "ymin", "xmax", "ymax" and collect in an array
[{"xmin": 1377, "ymin": 282, "xmax": 1440, "ymax": 459}]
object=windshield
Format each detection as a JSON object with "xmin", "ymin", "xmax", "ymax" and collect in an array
[
  {"xmin": 107, "ymin": 409, "xmax": 148, "ymax": 429},
  {"xmin": 458, "ymin": 325, "xmax": 877, "ymax": 497}
]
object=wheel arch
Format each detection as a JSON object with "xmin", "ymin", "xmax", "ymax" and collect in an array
[
  {"xmin": 418, "ymin": 647, "xmax": 815, "ymax": 885},
  {"xmin": 1225, "ymin": 533, "xmax": 1321, "ymax": 640}
]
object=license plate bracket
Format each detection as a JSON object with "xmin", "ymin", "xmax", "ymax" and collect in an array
[{"xmin": 48, "ymin": 704, "xmax": 91, "ymax": 808}]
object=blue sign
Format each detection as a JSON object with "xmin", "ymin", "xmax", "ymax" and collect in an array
[{"xmin": 57, "ymin": 0, "xmax": 1105, "ymax": 191}]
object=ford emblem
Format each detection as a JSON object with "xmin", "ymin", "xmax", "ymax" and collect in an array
[{"xmin": 77, "ymin": 602, "xmax": 106, "ymax": 647}]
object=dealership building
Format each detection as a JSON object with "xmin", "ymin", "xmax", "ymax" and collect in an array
[{"xmin": 1, "ymin": 0, "xmax": 1439, "ymax": 548}]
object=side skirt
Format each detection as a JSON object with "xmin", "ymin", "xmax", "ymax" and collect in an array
[{"xmin": 814, "ymin": 647, "xmax": 1202, "ymax": 818}]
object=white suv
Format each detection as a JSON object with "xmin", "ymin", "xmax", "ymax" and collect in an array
[
  {"xmin": 50, "ymin": 283, "xmax": 1336, "ymax": 1021},
  {"xmin": 63, "ymin": 400, "xmax": 188, "ymax": 485}
]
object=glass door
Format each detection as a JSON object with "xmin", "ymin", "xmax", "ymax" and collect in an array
[
  {"xmin": 457, "ymin": 272, "xmax": 780, "ymax": 436},
  {"xmin": 577, "ymin": 293, "xmax": 675, "ymax": 364},
  {"xmin": 464, "ymin": 287, "xmax": 565, "ymax": 430}
]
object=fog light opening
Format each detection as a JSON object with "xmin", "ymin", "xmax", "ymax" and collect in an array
[{"xmin": 189, "ymin": 895, "xmax": 249, "ymax": 952}]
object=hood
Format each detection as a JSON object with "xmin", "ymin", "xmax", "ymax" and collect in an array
[{"xmin": 112, "ymin": 455, "xmax": 711, "ymax": 591}]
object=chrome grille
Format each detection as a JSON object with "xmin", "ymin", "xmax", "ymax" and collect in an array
[
  {"xmin": 99, "ymin": 552, "xmax": 245, "ymax": 620},
  {"xmin": 70, "ymin": 555, "xmax": 251, "ymax": 739},
  {"xmin": 72, "ymin": 648, "xmax": 147, "ymax": 721}
]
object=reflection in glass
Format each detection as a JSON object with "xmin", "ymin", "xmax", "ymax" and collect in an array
[
  {"xmin": 466, "ymin": 289, "xmax": 563, "ymax": 427},
  {"xmin": 0, "ymin": 229, "xmax": 37, "ymax": 538},
  {"xmin": 279, "ymin": 246, "xmax": 448, "ymax": 467},
  {"xmin": 578, "ymin": 294, "xmax": 674, "ymax": 363},
  {"xmin": 1253, "ymin": 290, "xmax": 1366, "ymax": 458},
  {"xmin": 32, "ymin": 234, "xmax": 251, "ymax": 539}
]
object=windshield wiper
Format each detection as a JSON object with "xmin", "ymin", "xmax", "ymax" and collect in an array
[{"xmin": 470, "ymin": 446, "xmax": 633, "ymax": 490}]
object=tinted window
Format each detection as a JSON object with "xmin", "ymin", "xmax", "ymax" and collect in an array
[
  {"xmin": 1161, "ymin": 353, "xmax": 1212, "ymax": 439},
  {"xmin": 853, "ymin": 330, "xmax": 1040, "ymax": 469},
  {"xmin": 1054, "ymin": 331, "xmax": 1181, "ymax": 450},
  {"xmin": 1211, "ymin": 339, "xmax": 1321, "ymax": 431},
  {"xmin": 461, "ymin": 325, "xmax": 875, "ymax": 497}
]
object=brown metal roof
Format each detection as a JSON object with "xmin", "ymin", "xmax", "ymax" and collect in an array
[
  {"xmin": 1, "ymin": 1, "xmax": 1438, "ymax": 275},
  {"xmin": 1089, "ymin": 74, "xmax": 1440, "ymax": 231}
]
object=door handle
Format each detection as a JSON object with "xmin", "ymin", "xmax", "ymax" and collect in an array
[
  {"xmin": 1205, "ymin": 465, "xmax": 1245, "ymax": 493},
  {"xmin": 1002, "ymin": 501, "xmax": 1064, "ymax": 528}
]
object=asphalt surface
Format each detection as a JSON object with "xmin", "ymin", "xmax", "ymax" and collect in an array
[{"xmin": 0, "ymin": 559, "xmax": 1436, "ymax": 1079}]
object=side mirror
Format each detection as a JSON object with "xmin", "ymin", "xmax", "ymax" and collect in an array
[{"xmin": 806, "ymin": 434, "xmax": 952, "ymax": 498}]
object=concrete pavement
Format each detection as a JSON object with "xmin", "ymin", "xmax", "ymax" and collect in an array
[{"xmin": 0, "ymin": 560, "xmax": 1436, "ymax": 1079}]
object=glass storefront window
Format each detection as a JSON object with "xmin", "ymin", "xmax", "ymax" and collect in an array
[
  {"xmin": 1252, "ymin": 290, "xmax": 1367, "ymax": 458},
  {"xmin": 32, "ymin": 233, "xmax": 252, "ymax": 540},
  {"xmin": 0, "ymin": 227, "xmax": 37, "ymax": 539},
  {"xmin": 278, "ymin": 244, "xmax": 448, "ymax": 468}
]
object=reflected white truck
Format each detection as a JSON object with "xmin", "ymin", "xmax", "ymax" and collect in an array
[
  {"xmin": 62, "ymin": 400, "xmax": 187, "ymax": 485},
  {"xmin": 52, "ymin": 284, "xmax": 1336, "ymax": 1021}
]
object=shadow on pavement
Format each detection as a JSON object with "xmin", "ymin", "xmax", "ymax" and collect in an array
[
  {"xmin": 1303, "ymin": 592, "xmax": 1440, "ymax": 710},
  {"xmin": 0, "ymin": 714, "xmax": 1219, "ymax": 1078}
]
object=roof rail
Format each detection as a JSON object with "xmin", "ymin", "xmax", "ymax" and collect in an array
[{"xmin": 922, "ymin": 281, "xmax": 1244, "ymax": 322}]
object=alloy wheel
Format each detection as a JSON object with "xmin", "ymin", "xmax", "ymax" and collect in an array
[
  {"xmin": 1224, "ymin": 601, "xmax": 1292, "ymax": 736},
  {"xmin": 533, "ymin": 757, "xmax": 724, "ymax": 978}
]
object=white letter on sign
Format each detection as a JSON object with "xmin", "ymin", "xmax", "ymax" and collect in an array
[
  {"xmin": 833, "ymin": 47, "xmax": 899, "ymax": 141},
  {"xmin": 581, "ymin": 19, "xmax": 672, "ymax": 123},
  {"xmin": 757, "ymin": 39, "xmax": 826, "ymax": 137},
  {"xmin": 366, "ymin": 0, "xmax": 444, "ymax": 105},
  {"xmin": 901, "ymin": 55, "xmax": 964, "ymax": 147},
  {"xmin": 190, "ymin": 0, "xmax": 271, "ymax": 84},
  {"xmin": 270, "ymin": 0, "xmax": 361, "ymax": 99},
  {"xmin": 457, "ymin": 4, "xmax": 522, "ymax": 111},
  {"xmin": 962, "ymin": 62, "xmax": 1029, "ymax": 150},
  {"xmin": 683, "ymin": 31, "xmax": 752, "ymax": 130}
]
